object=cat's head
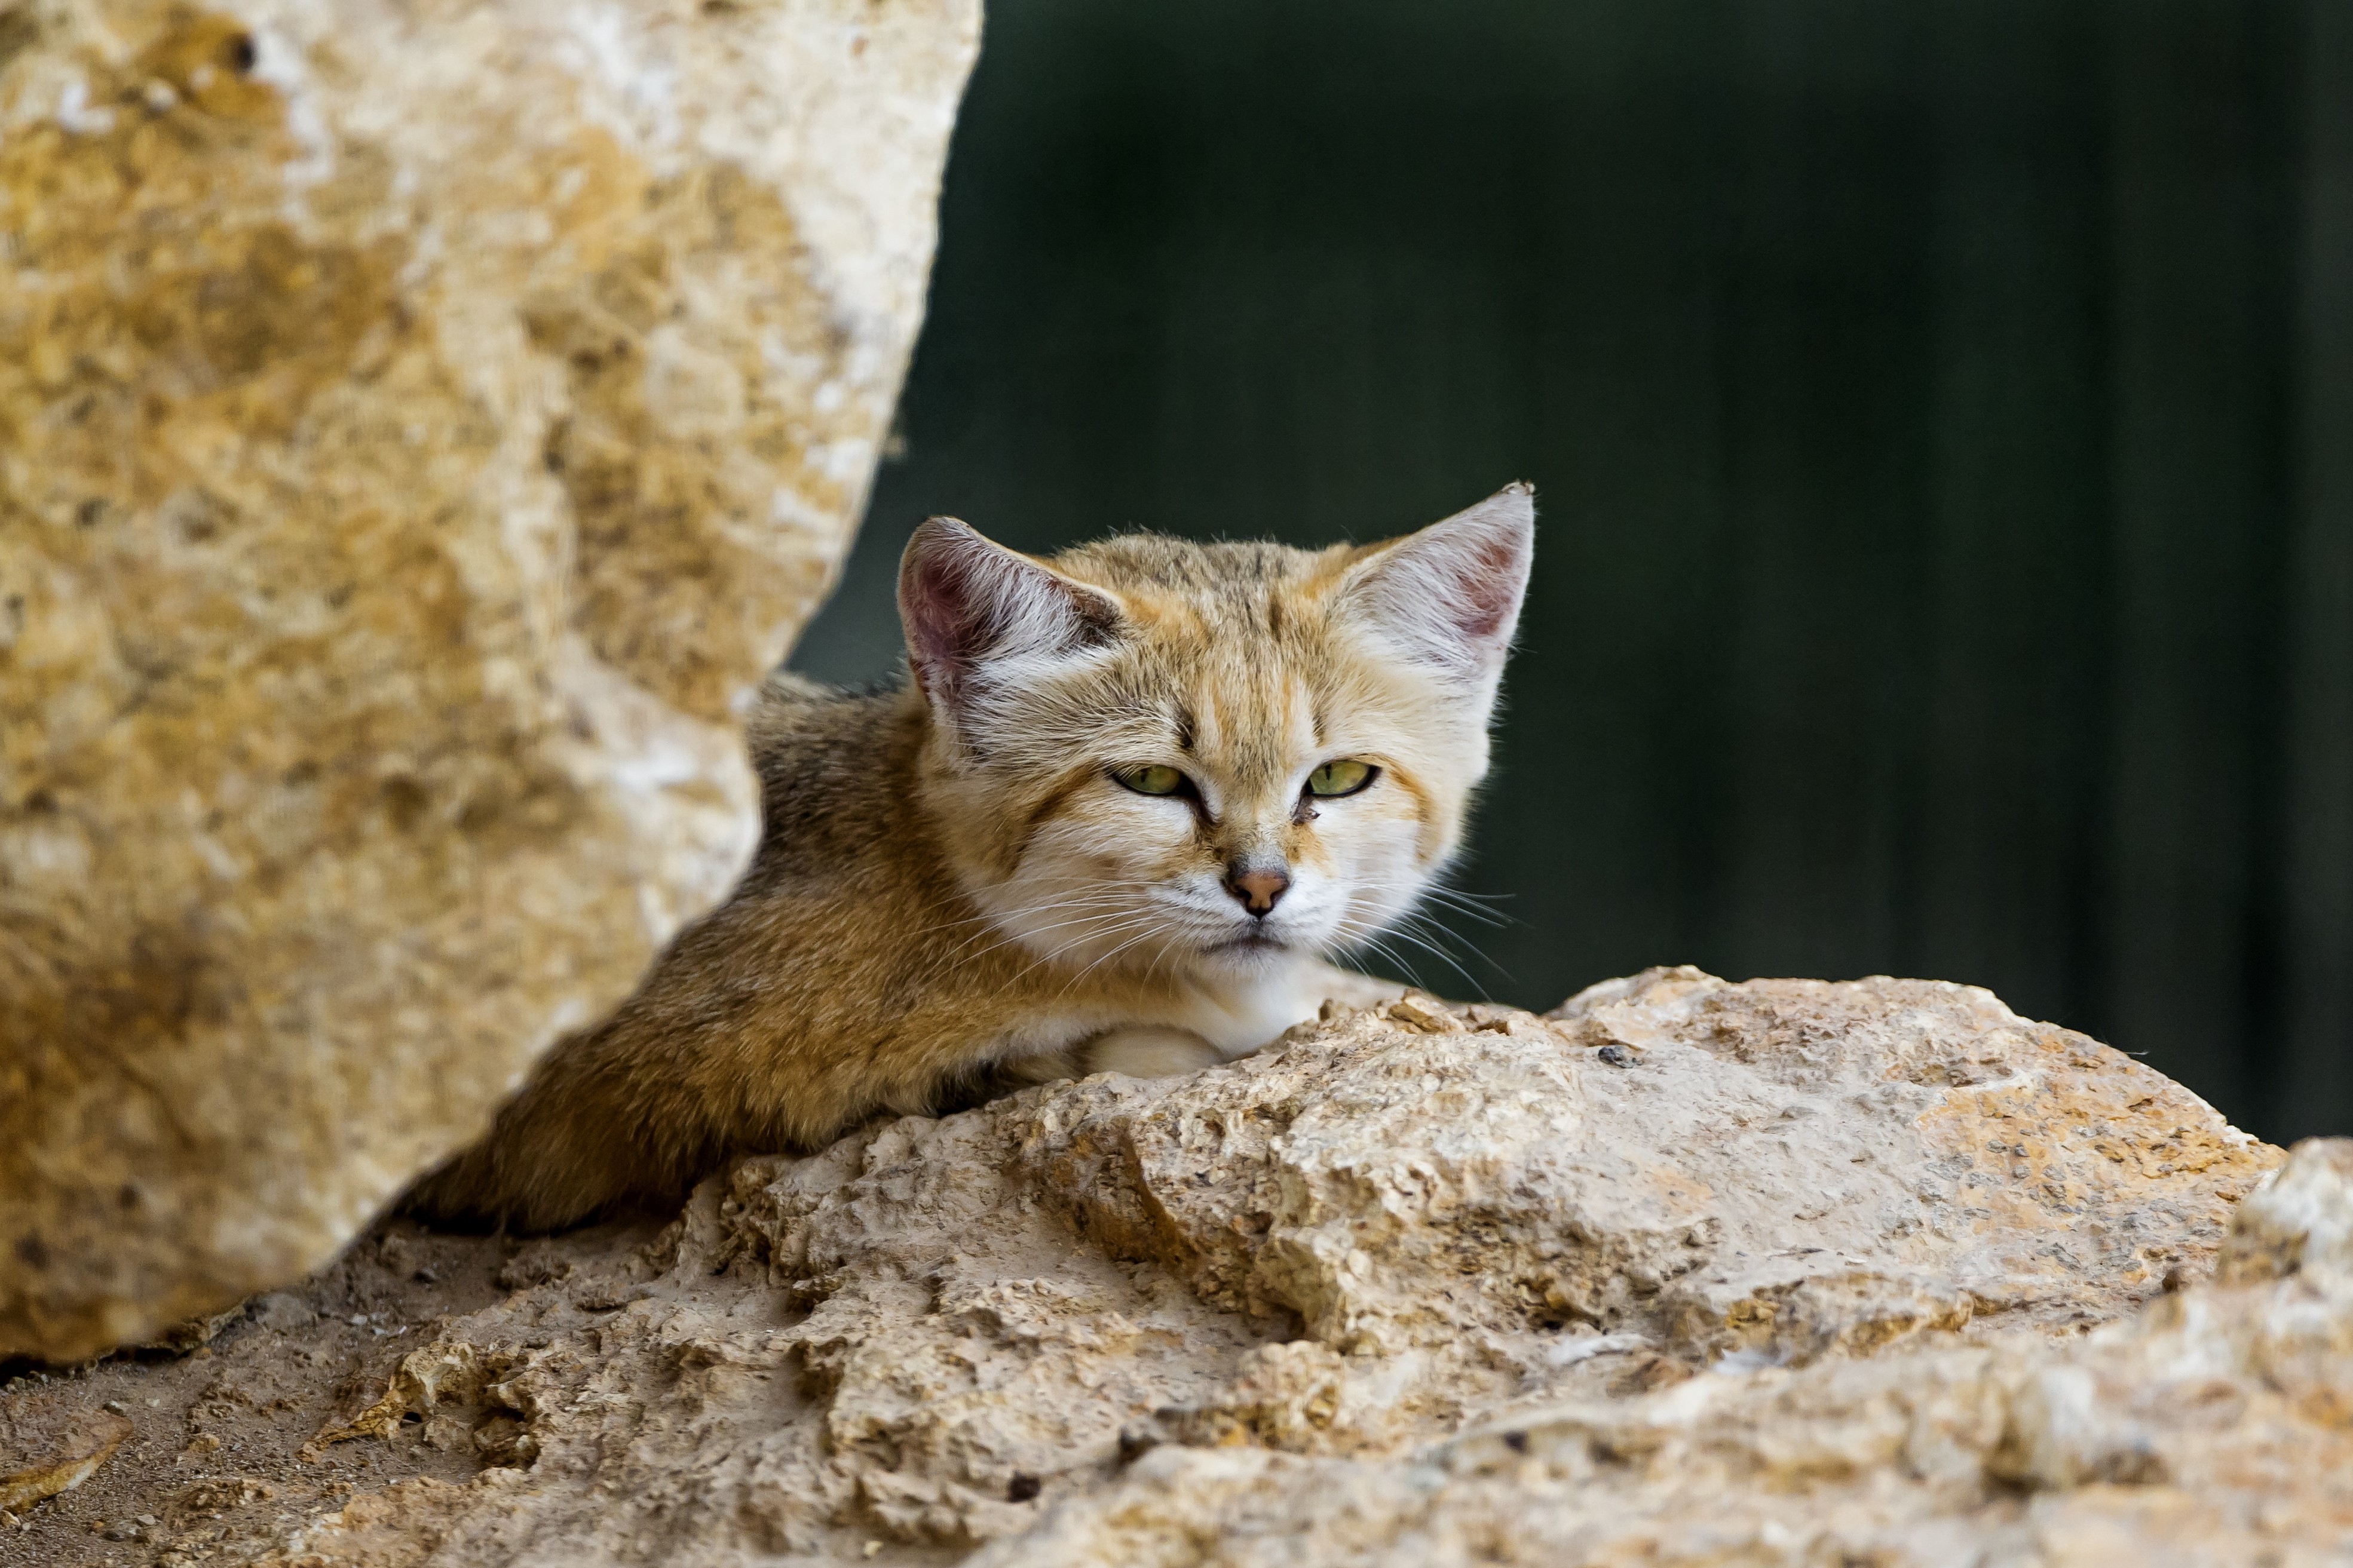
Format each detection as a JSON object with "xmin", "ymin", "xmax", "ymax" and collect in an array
[{"xmin": 899, "ymin": 484, "xmax": 1533, "ymax": 986}]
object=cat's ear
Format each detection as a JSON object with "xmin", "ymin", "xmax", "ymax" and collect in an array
[
  {"xmin": 898, "ymin": 517, "xmax": 1122, "ymax": 714},
  {"xmin": 1340, "ymin": 483, "xmax": 1534, "ymax": 687}
]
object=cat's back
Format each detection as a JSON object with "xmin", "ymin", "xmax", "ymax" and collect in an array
[{"xmin": 741, "ymin": 671, "xmax": 926, "ymax": 883}]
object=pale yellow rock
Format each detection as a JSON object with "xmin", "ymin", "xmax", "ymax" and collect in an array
[
  {"xmin": 0, "ymin": 0, "xmax": 979, "ymax": 1360},
  {"xmin": 988, "ymin": 1134, "xmax": 2353, "ymax": 1568}
]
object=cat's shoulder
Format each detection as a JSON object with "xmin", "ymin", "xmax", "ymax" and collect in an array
[{"xmin": 742, "ymin": 670, "xmax": 923, "ymax": 847}]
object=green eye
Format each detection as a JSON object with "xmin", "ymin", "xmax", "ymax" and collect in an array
[
  {"xmin": 1306, "ymin": 759, "xmax": 1377, "ymax": 797},
  {"xmin": 1117, "ymin": 765, "xmax": 1188, "ymax": 797}
]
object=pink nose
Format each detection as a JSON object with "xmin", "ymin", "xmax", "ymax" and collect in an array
[{"xmin": 1225, "ymin": 866, "xmax": 1291, "ymax": 917}]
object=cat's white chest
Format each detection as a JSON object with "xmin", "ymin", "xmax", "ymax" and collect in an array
[{"xmin": 1167, "ymin": 965, "xmax": 1333, "ymax": 1058}]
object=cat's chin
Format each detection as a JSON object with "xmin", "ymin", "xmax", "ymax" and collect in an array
[{"xmin": 1190, "ymin": 929, "xmax": 1304, "ymax": 975}]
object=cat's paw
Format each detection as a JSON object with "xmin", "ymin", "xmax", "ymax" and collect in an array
[
  {"xmin": 1082, "ymin": 1026, "xmax": 1227, "ymax": 1079},
  {"xmin": 996, "ymin": 1048, "xmax": 1082, "ymax": 1087},
  {"xmin": 1313, "ymin": 964, "xmax": 1409, "ymax": 1010}
]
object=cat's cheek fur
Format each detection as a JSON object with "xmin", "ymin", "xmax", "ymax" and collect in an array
[
  {"xmin": 1293, "ymin": 782, "xmax": 1438, "ymax": 937},
  {"xmin": 975, "ymin": 795, "xmax": 1215, "ymax": 971}
]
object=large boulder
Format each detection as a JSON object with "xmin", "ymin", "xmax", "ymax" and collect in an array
[
  {"xmin": 1, "ymin": 970, "xmax": 2299, "ymax": 1565},
  {"xmin": 0, "ymin": 0, "xmax": 979, "ymax": 1361}
]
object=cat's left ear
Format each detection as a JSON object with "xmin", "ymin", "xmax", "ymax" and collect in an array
[{"xmin": 1340, "ymin": 483, "xmax": 1534, "ymax": 688}]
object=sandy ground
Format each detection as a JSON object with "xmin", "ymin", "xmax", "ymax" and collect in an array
[{"xmin": 0, "ymin": 1216, "xmax": 657, "ymax": 1568}]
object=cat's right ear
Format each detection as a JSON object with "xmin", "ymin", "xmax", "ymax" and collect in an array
[{"xmin": 897, "ymin": 517, "xmax": 1122, "ymax": 719}]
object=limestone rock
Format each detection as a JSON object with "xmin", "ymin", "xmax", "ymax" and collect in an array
[
  {"xmin": 0, "ymin": 0, "xmax": 979, "ymax": 1360},
  {"xmin": 179, "ymin": 971, "xmax": 2287, "ymax": 1566},
  {"xmin": 988, "ymin": 1134, "xmax": 2353, "ymax": 1568}
]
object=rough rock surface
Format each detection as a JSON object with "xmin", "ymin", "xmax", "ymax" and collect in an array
[
  {"xmin": 0, "ymin": 0, "xmax": 979, "ymax": 1359},
  {"xmin": 3, "ymin": 969, "xmax": 2328, "ymax": 1567},
  {"xmin": 988, "ymin": 1137, "xmax": 2353, "ymax": 1568}
]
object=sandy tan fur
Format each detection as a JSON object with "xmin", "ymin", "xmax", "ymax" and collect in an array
[{"xmin": 410, "ymin": 486, "xmax": 1534, "ymax": 1229}]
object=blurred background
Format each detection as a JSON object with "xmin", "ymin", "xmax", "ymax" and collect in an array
[{"xmin": 790, "ymin": 0, "xmax": 2353, "ymax": 1144}]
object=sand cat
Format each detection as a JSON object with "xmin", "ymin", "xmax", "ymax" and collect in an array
[{"xmin": 412, "ymin": 484, "xmax": 1534, "ymax": 1228}]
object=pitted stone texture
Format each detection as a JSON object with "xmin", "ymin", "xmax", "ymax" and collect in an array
[
  {"xmin": 0, "ymin": 0, "xmax": 978, "ymax": 1360},
  {"xmin": 982, "ymin": 1136, "xmax": 2353, "ymax": 1568},
  {"xmin": 1027, "ymin": 968, "xmax": 2275, "ymax": 1379},
  {"xmin": 212, "ymin": 973, "xmax": 2284, "ymax": 1566}
]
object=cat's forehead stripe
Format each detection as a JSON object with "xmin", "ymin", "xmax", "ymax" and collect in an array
[
  {"xmin": 1167, "ymin": 658, "xmax": 1312, "ymax": 793},
  {"xmin": 1055, "ymin": 535, "xmax": 1329, "ymax": 599}
]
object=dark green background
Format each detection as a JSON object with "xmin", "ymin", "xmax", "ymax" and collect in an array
[{"xmin": 791, "ymin": 0, "xmax": 2353, "ymax": 1143}]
